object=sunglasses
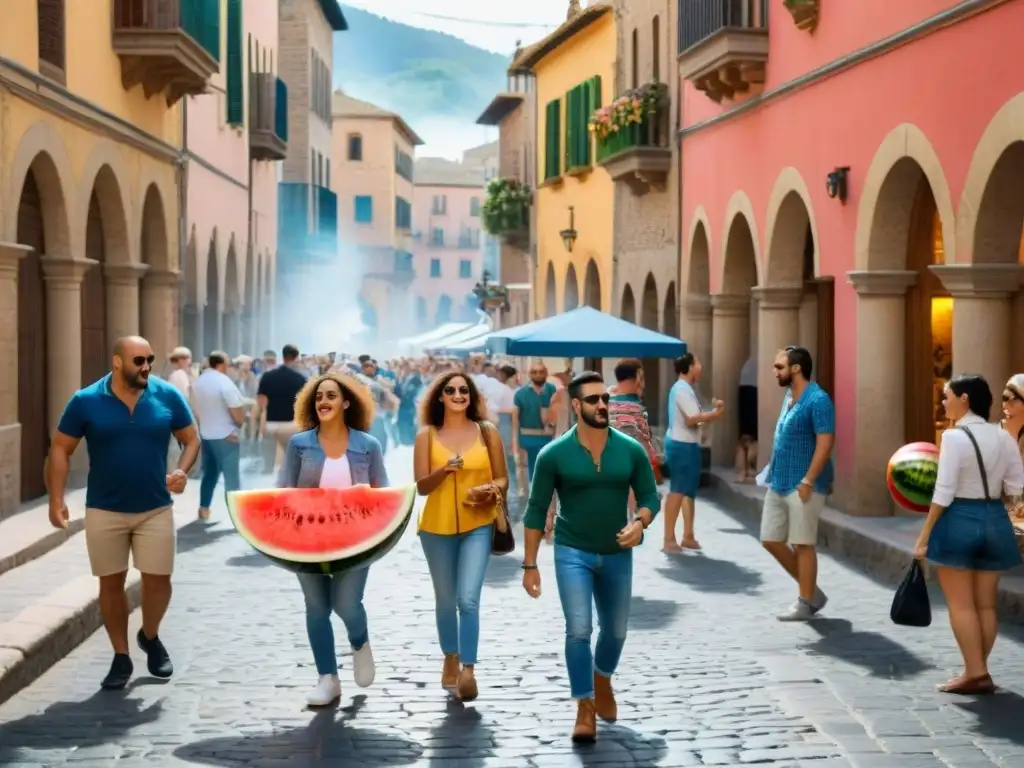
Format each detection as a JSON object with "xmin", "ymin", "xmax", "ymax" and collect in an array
[
  {"xmin": 443, "ymin": 385, "xmax": 470, "ymax": 396},
  {"xmin": 1003, "ymin": 393, "xmax": 1020, "ymax": 404},
  {"xmin": 132, "ymin": 355, "xmax": 156, "ymax": 367},
  {"xmin": 580, "ymin": 394, "xmax": 610, "ymax": 405}
]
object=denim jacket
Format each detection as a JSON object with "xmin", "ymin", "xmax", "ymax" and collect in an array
[{"xmin": 277, "ymin": 428, "xmax": 389, "ymax": 489}]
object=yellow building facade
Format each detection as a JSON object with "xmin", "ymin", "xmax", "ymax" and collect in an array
[
  {"xmin": 0, "ymin": 0, "xmax": 217, "ymax": 512},
  {"xmin": 520, "ymin": 3, "xmax": 615, "ymax": 320}
]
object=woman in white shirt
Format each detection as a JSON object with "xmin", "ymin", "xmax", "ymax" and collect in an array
[{"xmin": 913, "ymin": 374, "xmax": 1024, "ymax": 695}]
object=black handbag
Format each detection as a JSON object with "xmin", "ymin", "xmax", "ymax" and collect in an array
[
  {"xmin": 480, "ymin": 422, "xmax": 515, "ymax": 555},
  {"xmin": 890, "ymin": 560, "xmax": 931, "ymax": 627}
]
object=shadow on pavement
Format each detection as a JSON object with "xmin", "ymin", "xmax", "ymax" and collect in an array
[
  {"xmin": 0, "ymin": 685, "xmax": 163, "ymax": 764},
  {"xmin": 656, "ymin": 555, "xmax": 764, "ymax": 595},
  {"xmin": 426, "ymin": 697, "xmax": 496, "ymax": 766},
  {"xmin": 484, "ymin": 554, "xmax": 521, "ymax": 586},
  {"xmin": 174, "ymin": 698, "xmax": 424, "ymax": 766},
  {"xmin": 802, "ymin": 618, "xmax": 933, "ymax": 679},
  {"xmin": 572, "ymin": 723, "xmax": 669, "ymax": 766},
  {"xmin": 630, "ymin": 596, "xmax": 681, "ymax": 631},
  {"xmin": 953, "ymin": 690, "xmax": 1024, "ymax": 746},
  {"xmin": 175, "ymin": 519, "xmax": 237, "ymax": 556},
  {"xmin": 224, "ymin": 549, "xmax": 274, "ymax": 568}
]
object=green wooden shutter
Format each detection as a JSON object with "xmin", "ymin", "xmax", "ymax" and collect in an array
[
  {"xmin": 226, "ymin": 0, "xmax": 244, "ymax": 126},
  {"xmin": 584, "ymin": 75, "xmax": 601, "ymax": 165},
  {"xmin": 545, "ymin": 99, "xmax": 561, "ymax": 179}
]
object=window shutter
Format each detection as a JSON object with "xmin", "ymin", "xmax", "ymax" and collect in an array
[
  {"xmin": 545, "ymin": 99, "xmax": 561, "ymax": 179},
  {"xmin": 37, "ymin": 0, "xmax": 65, "ymax": 72},
  {"xmin": 226, "ymin": 0, "xmax": 244, "ymax": 125},
  {"xmin": 584, "ymin": 76, "xmax": 601, "ymax": 165}
]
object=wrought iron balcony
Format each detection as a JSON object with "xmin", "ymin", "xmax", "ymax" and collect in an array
[
  {"xmin": 250, "ymin": 73, "xmax": 288, "ymax": 161},
  {"xmin": 595, "ymin": 83, "xmax": 671, "ymax": 195},
  {"xmin": 112, "ymin": 0, "xmax": 220, "ymax": 105},
  {"xmin": 677, "ymin": 0, "xmax": 769, "ymax": 103}
]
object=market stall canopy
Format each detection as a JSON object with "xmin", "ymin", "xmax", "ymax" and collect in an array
[
  {"xmin": 399, "ymin": 322, "xmax": 475, "ymax": 350},
  {"xmin": 424, "ymin": 323, "xmax": 490, "ymax": 352},
  {"xmin": 485, "ymin": 306, "xmax": 686, "ymax": 358},
  {"xmin": 436, "ymin": 327, "xmax": 493, "ymax": 354}
]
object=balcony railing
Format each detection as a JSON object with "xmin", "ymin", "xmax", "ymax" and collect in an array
[
  {"xmin": 594, "ymin": 84, "xmax": 671, "ymax": 195},
  {"xmin": 677, "ymin": 0, "xmax": 769, "ymax": 103},
  {"xmin": 250, "ymin": 72, "xmax": 288, "ymax": 161},
  {"xmin": 112, "ymin": 0, "xmax": 220, "ymax": 105}
]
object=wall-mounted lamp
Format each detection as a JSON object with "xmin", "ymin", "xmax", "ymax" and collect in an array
[
  {"xmin": 560, "ymin": 206, "xmax": 578, "ymax": 253},
  {"xmin": 826, "ymin": 167, "xmax": 850, "ymax": 204}
]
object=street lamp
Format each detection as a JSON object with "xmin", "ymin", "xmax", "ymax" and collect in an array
[{"xmin": 560, "ymin": 206, "xmax": 577, "ymax": 253}]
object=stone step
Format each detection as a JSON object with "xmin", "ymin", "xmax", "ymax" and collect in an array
[{"xmin": 0, "ymin": 489, "xmax": 90, "ymax": 580}]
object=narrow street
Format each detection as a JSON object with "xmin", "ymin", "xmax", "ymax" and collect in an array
[{"xmin": 1, "ymin": 448, "xmax": 1023, "ymax": 767}]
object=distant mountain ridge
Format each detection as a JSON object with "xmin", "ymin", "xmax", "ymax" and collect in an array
[{"xmin": 334, "ymin": 5, "xmax": 511, "ymax": 127}]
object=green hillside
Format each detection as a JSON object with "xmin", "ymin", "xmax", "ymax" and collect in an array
[{"xmin": 335, "ymin": 5, "xmax": 511, "ymax": 121}]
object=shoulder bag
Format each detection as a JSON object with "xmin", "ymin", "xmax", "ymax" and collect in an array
[{"xmin": 480, "ymin": 421, "xmax": 515, "ymax": 555}]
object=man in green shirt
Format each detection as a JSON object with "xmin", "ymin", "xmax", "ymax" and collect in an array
[
  {"xmin": 521, "ymin": 371, "xmax": 660, "ymax": 744},
  {"xmin": 512, "ymin": 362, "xmax": 557, "ymax": 483}
]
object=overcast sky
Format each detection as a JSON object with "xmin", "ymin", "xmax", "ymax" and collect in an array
[{"xmin": 342, "ymin": 0, "xmax": 564, "ymax": 54}]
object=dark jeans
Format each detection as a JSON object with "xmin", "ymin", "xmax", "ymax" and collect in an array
[{"xmin": 200, "ymin": 438, "xmax": 241, "ymax": 509}]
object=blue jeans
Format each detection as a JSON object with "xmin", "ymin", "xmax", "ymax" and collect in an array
[
  {"xmin": 520, "ymin": 435, "xmax": 552, "ymax": 486},
  {"xmin": 199, "ymin": 438, "xmax": 241, "ymax": 509},
  {"xmin": 553, "ymin": 544, "xmax": 633, "ymax": 699},
  {"xmin": 927, "ymin": 498, "xmax": 1023, "ymax": 571},
  {"xmin": 297, "ymin": 568, "xmax": 371, "ymax": 675},
  {"xmin": 419, "ymin": 524, "xmax": 492, "ymax": 665}
]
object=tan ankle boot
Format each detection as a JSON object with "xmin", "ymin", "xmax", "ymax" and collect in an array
[
  {"xmin": 572, "ymin": 698, "xmax": 597, "ymax": 743},
  {"xmin": 441, "ymin": 654, "xmax": 460, "ymax": 690},
  {"xmin": 457, "ymin": 665, "xmax": 478, "ymax": 701},
  {"xmin": 593, "ymin": 672, "xmax": 617, "ymax": 722}
]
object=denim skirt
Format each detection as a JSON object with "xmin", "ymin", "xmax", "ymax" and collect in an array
[{"xmin": 926, "ymin": 497, "xmax": 1022, "ymax": 572}]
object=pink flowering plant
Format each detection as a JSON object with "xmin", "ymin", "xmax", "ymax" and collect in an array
[{"xmin": 588, "ymin": 82, "xmax": 667, "ymax": 141}]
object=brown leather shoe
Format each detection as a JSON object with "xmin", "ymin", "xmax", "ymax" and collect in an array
[
  {"xmin": 441, "ymin": 654, "xmax": 459, "ymax": 690},
  {"xmin": 593, "ymin": 672, "xmax": 617, "ymax": 722},
  {"xmin": 457, "ymin": 665, "xmax": 478, "ymax": 701},
  {"xmin": 572, "ymin": 698, "xmax": 597, "ymax": 743}
]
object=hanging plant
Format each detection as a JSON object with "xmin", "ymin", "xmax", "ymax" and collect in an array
[
  {"xmin": 481, "ymin": 177, "xmax": 531, "ymax": 237},
  {"xmin": 589, "ymin": 82, "xmax": 668, "ymax": 141}
]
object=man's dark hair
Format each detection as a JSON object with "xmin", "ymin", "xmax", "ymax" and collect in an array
[
  {"xmin": 499, "ymin": 364, "xmax": 517, "ymax": 379},
  {"xmin": 784, "ymin": 346, "xmax": 813, "ymax": 380},
  {"xmin": 263, "ymin": 349, "xmax": 276, "ymax": 358},
  {"xmin": 208, "ymin": 351, "xmax": 229, "ymax": 368},
  {"xmin": 567, "ymin": 371, "xmax": 603, "ymax": 401},
  {"xmin": 674, "ymin": 353, "xmax": 696, "ymax": 375},
  {"xmin": 949, "ymin": 373, "xmax": 993, "ymax": 421},
  {"xmin": 282, "ymin": 344, "xmax": 299, "ymax": 362},
  {"xmin": 358, "ymin": 354, "xmax": 371, "ymax": 364},
  {"xmin": 614, "ymin": 358, "xmax": 642, "ymax": 383}
]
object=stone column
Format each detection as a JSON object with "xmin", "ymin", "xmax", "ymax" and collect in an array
[
  {"xmin": 710, "ymin": 293, "xmax": 750, "ymax": 465},
  {"xmin": 104, "ymin": 263, "xmax": 148, "ymax": 349},
  {"xmin": 847, "ymin": 270, "xmax": 917, "ymax": 516},
  {"xmin": 141, "ymin": 269, "xmax": 182, "ymax": 366},
  {"xmin": 753, "ymin": 285, "xmax": 803, "ymax": 469},
  {"xmin": 0, "ymin": 244, "xmax": 30, "ymax": 516},
  {"xmin": 223, "ymin": 310, "xmax": 242, "ymax": 357},
  {"xmin": 931, "ymin": 264, "xmax": 1024, "ymax": 412},
  {"xmin": 243, "ymin": 310, "xmax": 258, "ymax": 356},
  {"xmin": 682, "ymin": 294, "xmax": 712, "ymax": 390}
]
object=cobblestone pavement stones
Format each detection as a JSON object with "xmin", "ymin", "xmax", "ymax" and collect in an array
[{"xmin": 1, "ymin": 448, "xmax": 1024, "ymax": 766}]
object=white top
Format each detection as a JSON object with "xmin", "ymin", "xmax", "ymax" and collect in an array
[
  {"xmin": 472, "ymin": 373, "xmax": 505, "ymax": 421},
  {"xmin": 932, "ymin": 413, "xmax": 1024, "ymax": 507},
  {"xmin": 739, "ymin": 357, "xmax": 758, "ymax": 388},
  {"xmin": 319, "ymin": 455, "xmax": 353, "ymax": 489},
  {"xmin": 167, "ymin": 368, "xmax": 192, "ymax": 401},
  {"xmin": 490, "ymin": 382, "xmax": 516, "ymax": 414},
  {"xmin": 190, "ymin": 368, "xmax": 245, "ymax": 440},
  {"xmin": 668, "ymin": 379, "xmax": 702, "ymax": 444}
]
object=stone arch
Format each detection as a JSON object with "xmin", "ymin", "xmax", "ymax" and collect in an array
[
  {"xmin": 224, "ymin": 238, "xmax": 241, "ymax": 353},
  {"xmin": 243, "ymin": 244, "xmax": 256, "ymax": 352},
  {"xmin": 135, "ymin": 163, "xmax": 177, "ymax": 270},
  {"xmin": 663, "ymin": 281, "xmax": 677, "ymax": 337},
  {"xmin": 685, "ymin": 207, "xmax": 711, "ymax": 297},
  {"xmin": 718, "ymin": 190, "xmax": 762, "ymax": 292},
  {"xmin": 583, "ymin": 258, "xmax": 601, "ymax": 309},
  {"xmin": 139, "ymin": 183, "xmax": 171, "ymax": 271},
  {"xmin": 563, "ymin": 263, "xmax": 580, "ymax": 311},
  {"xmin": 620, "ymin": 284, "xmax": 636, "ymax": 323},
  {"xmin": 764, "ymin": 167, "xmax": 819, "ymax": 285},
  {"xmin": 544, "ymin": 261, "xmax": 557, "ymax": 317},
  {"xmin": 79, "ymin": 143, "xmax": 133, "ymax": 265},
  {"xmin": 203, "ymin": 230, "xmax": 221, "ymax": 355},
  {"xmin": 957, "ymin": 93, "xmax": 1024, "ymax": 265},
  {"xmin": 639, "ymin": 273, "xmax": 662, "ymax": 425},
  {"xmin": 855, "ymin": 123, "xmax": 956, "ymax": 270},
  {"xmin": 640, "ymin": 273, "xmax": 659, "ymax": 330},
  {"xmin": 5, "ymin": 122, "xmax": 74, "ymax": 256}
]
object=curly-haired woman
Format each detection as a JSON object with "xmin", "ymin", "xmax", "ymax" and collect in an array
[
  {"xmin": 413, "ymin": 371, "xmax": 508, "ymax": 701},
  {"xmin": 279, "ymin": 372, "xmax": 389, "ymax": 707}
]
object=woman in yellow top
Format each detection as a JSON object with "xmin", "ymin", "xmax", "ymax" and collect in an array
[{"xmin": 414, "ymin": 371, "xmax": 508, "ymax": 701}]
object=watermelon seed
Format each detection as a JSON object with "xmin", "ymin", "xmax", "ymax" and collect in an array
[
  {"xmin": 307, "ymin": 515, "xmax": 314, "ymax": 524},
  {"xmin": 319, "ymin": 515, "xmax": 325, "ymax": 524}
]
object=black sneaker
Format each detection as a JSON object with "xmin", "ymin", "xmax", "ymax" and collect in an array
[
  {"xmin": 101, "ymin": 653, "xmax": 134, "ymax": 690},
  {"xmin": 137, "ymin": 629, "xmax": 174, "ymax": 678}
]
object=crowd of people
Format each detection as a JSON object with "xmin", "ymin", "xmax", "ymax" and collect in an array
[{"xmin": 39, "ymin": 333, "xmax": 1024, "ymax": 744}]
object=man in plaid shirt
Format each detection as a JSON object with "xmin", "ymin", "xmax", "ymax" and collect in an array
[{"xmin": 760, "ymin": 346, "xmax": 835, "ymax": 621}]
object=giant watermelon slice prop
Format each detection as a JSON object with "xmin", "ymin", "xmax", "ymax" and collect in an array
[
  {"xmin": 886, "ymin": 442, "xmax": 939, "ymax": 514},
  {"xmin": 227, "ymin": 485, "xmax": 416, "ymax": 574}
]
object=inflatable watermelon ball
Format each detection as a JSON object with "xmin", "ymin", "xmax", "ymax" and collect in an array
[
  {"xmin": 886, "ymin": 442, "xmax": 939, "ymax": 514},
  {"xmin": 227, "ymin": 485, "xmax": 417, "ymax": 574}
]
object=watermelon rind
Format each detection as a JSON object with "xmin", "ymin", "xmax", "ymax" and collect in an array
[
  {"xmin": 887, "ymin": 472, "xmax": 929, "ymax": 513},
  {"xmin": 227, "ymin": 485, "xmax": 417, "ymax": 573}
]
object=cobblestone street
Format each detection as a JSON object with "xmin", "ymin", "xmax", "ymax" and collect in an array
[{"xmin": 2, "ymin": 448, "xmax": 1024, "ymax": 767}]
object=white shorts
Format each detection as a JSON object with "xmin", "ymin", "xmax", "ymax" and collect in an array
[{"xmin": 760, "ymin": 490, "xmax": 825, "ymax": 546}]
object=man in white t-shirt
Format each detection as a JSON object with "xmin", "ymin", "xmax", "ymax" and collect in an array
[
  {"xmin": 190, "ymin": 351, "xmax": 245, "ymax": 521},
  {"xmin": 663, "ymin": 353, "xmax": 723, "ymax": 552},
  {"xmin": 165, "ymin": 347, "xmax": 194, "ymax": 473},
  {"xmin": 492, "ymin": 364, "xmax": 520, "ymax": 496},
  {"xmin": 471, "ymin": 360, "xmax": 506, "ymax": 423}
]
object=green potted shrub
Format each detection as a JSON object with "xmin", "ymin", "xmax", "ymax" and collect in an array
[{"xmin": 481, "ymin": 178, "xmax": 531, "ymax": 239}]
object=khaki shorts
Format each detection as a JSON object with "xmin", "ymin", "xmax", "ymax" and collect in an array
[
  {"xmin": 760, "ymin": 490, "xmax": 825, "ymax": 546},
  {"xmin": 85, "ymin": 506, "xmax": 175, "ymax": 577}
]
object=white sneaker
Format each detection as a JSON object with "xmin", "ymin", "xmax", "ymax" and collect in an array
[
  {"xmin": 777, "ymin": 600, "xmax": 816, "ymax": 622},
  {"xmin": 352, "ymin": 642, "xmax": 375, "ymax": 688},
  {"xmin": 305, "ymin": 674, "xmax": 341, "ymax": 707}
]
